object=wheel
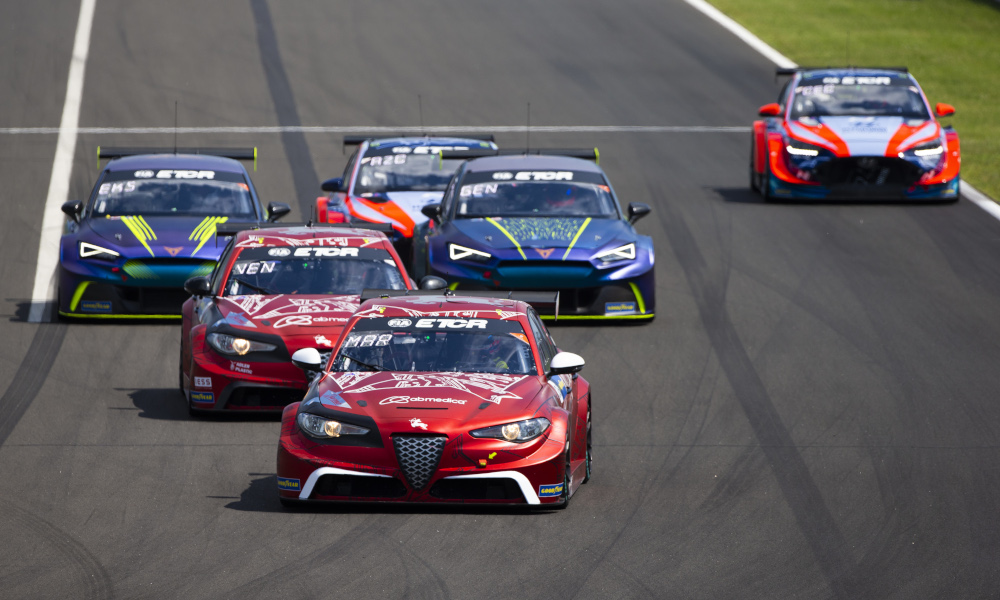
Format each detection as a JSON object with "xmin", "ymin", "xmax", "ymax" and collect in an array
[
  {"xmin": 178, "ymin": 342, "xmax": 186, "ymax": 399},
  {"xmin": 555, "ymin": 445, "xmax": 572, "ymax": 510},
  {"xmin": 749, "ymin": 143, "xmax": 760, "ymax": 193},
  {"xmin": 761, "ymin": 157, "xmax": 773, "ymax": 202},
  {"xmin": 582, "ymin": 404, "xmax": 592, "ymax": 484}
]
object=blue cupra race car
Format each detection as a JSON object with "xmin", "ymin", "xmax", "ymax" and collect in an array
[
  {"xmin": 414, "ymin": 151, "xmax": 654, "ymax": 320},
  {"xmin": 58, "ymin": 148, "xmax": 290, "ymax": 318}
]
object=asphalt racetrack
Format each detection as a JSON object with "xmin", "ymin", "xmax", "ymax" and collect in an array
[{"xmin": 3, "ymin": 1, "xmax": 1000, "ymax": 598}]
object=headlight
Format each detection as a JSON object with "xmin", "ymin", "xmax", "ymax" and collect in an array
[
  {"xmin": 297, "ymin": 412, "xmax": 370, "ymax": 438},
  {"xmin": 785, "ymin": 141, "xmax": 820, "ymax": 157},
  {"xmin": 594, "ymin": 243, "xmax": 635, "ymax": 263},
  {"xmin": 449, "ymin": 243, "xmax": 491, "ymax": 262},
  {"xmin": 79, "ymin": 241, "xmax": 120, "ymax": 260},
  {"xmin": 206, "ymin": 332, "xmax": 276, "ymax": 356},
  {"xmin": 470, "ymin": 417, "xmax": 550, "ymax": 442},
  {"xmin": 909, "ymin": 142, "xmax": 944, "ymax": 157}
]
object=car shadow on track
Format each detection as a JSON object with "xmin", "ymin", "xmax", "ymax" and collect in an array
[
  {"xmin": 225, "ymin": 473, "xmax": 555, "ymax": 515},
  {"xmin": 713, "ymin": 186, "xmax": 960, "ymax": 206},
  {"xmin": 125, "ymin": 388, "xmax": 281, "ymax": 422}
]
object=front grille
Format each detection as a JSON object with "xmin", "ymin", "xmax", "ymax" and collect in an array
[
  {"xmin": 227, "ymin": 386, "xmax": 305, "ymax": 408},
  {"xmin": 815, "ymin": 157, "xmax": 923, "ymax": 189},
  {"xmin": 393, "ymin": 435, "xmax": 447, "ymax": 490},
  {"xmin": 312, "ymin": 475, "xmax": 407, "ymax": 499},
  {"xmin": 112, "ymin": 286, "xmax": 191, "ymax": 314},
  {"xmin": 429, "ymin": 478, "xmax": 525, "ymax": 501}
]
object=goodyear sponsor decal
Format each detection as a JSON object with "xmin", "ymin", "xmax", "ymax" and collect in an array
[
  {"xmin": 604, "ymin": 301, "xmax": 637, "ymax": 315},
  {"xmin": 80, "ymin": 300, "xmax": 112, "ymax": 314},
  {"xmin": 538, "ymin": 483, "xmax": 564, "ymax": 498},
  {"xmin": 277, "ymin": 477, "xmax": 301, "ymax": 491},
  {"xmin": 190, "ymin": 391, "xmax": 215, "ymax": 403}
]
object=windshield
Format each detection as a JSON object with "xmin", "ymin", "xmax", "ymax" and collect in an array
[
  {"xmin": 331, "ymin": 317, "xmax": 537, "ymax": 375},
  {"xmin": 455, "ymin": 170, "xmax": 617, "ymax": 218},
  {"xmin": 222, "ymin": 246, "xmax": 406, "ymax": 296},
  {"xmin": 790, "ymin": 76, "xmax": 930, "ymax": 119},
  {"xmin": 92, "ymin": 170, "xmax": 256, "ymax": 217},
  {"xmin": 354, "ymin": 153, "xmax": 464, "ymax": 194}
]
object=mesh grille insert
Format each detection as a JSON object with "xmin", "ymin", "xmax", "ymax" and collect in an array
[{"xmin": 393, "ymin": 435, "xmax": 447, "ymax": 490}]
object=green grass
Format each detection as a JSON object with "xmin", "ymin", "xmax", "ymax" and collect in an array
[{"xmin": 707, "ymin": 0, "xmax": 1000, "ymax": 199}]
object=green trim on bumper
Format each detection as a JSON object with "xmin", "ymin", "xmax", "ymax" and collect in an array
[
  {"xmin": 540, "ymin": 313, "xmax": 654, "ymax": 321},
  {"xmin": 58, "ymin": 311, "xmax": 181, "ymax": 320}
]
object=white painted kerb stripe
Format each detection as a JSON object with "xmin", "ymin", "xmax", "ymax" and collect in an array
[
  {"xmin": 681, "ymin": 0, "xmax": 998, "ymax": 213},
  {"xmin": 0, "ymin": 125, "xmax": 749, "ymax": 135},
  {"xmin": 29, "ymin": 0, "xmax": 96, "ymax": 323}
]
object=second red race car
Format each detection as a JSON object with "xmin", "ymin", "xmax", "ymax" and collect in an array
[
  {"xmin": 179, "ymin": 223, "xmax": 442, "ymax": 414},
  {"xmin": 276, "ymin": 290, "xmax": 591, "ymax": 508}
]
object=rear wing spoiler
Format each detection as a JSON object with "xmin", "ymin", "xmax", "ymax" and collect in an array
[
  {"xmin": 776, "ymin": 66, "xmax": 908, "ymax": 77},
  {"xmin": 215, "ymin": 221, "xmax": 394, "ymax": 238},
  {"xmin": 359, "ymin": 289, "xmax": 561, "ymax": 319},
  {"xmin": 97, "ymin": 146, "xmax": 258, "ymax": 170},
  {"xmin": 438, "ymin": 148, "xmax": 599, "ymax": 164},
  {"xmin": 343, "ymin": 133, "xmax": 496, "ymax": 150}
]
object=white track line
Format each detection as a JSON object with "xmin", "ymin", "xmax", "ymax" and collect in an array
[
  {"xmin": 28, "ymin": 0, "xmax": 96, "ymax": 323},
  {"xmin": 0, "ymin": 125, "xmax": 748, "ymax": 135},
  {"xmin": 679, "ymin": 0, "xmax": 998, "ymax": 212}
]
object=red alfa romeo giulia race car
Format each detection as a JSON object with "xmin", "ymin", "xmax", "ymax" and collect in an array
[
  {"xmin": 179, "ymin": 224, "xmax": 431, "ymax": 414},
  {"xmin": 276, "ymin": 291, "xmax": 591, "ymax": 508}
]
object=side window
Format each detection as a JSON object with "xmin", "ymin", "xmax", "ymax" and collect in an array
[
  {"xmin": 439, "ymin": 165, "xmax": 464, "ymax": 219},
  {"xmin": 527, "ymin": 309, "xmax": 556, "ymax": 373},
  {"xmin": 342, "ymin": 149, "xmax": 360, "ymax": 189},
  {"xmin": 210, "ymin": 238, "xmax": 237, "ymax": 295},
  {"xmin": 777, "ymin": 80, "xmax": 791, "ymax": 110}
]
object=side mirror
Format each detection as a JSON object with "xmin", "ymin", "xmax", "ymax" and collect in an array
[
  {"xmin": 61, "ymin": 200, "xmax": 83, "ymax": 223},
  {"xmin": 421, "ymin": 203, "xmax": 441, "ymax": 222},
  {"xmin": 291, "ymin": 347, "xmax": 323, "ymax": 372},
  {"xmin": 935, "ymin": 103, "xmax": 955, "ymax": 117},
  {"xmin": 184, "ymin": 276, "xmax": 212, "ymax": 297},
  {"xmin": 419, "ymin": 275, "xmax": 448, "ymax": 290},
  {"xmin": 267, "ymin": 202, "xmax": 291, "ymax": 222},
  {"xmin": 549, "ymin": 352, "xmax": 585, "ymax": 376},
  {"xmin": 758, "ymin": 103, "xmax": 781, "ymax": 117},
  {"xmin": 321, "ymin": 177, "xmax": 344, "ymax": 192},
  {"xmin": 627, "ymin": 202, "xmax": 651, "ymax": 224}
]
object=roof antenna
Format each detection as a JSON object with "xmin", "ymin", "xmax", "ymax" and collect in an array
[
  {"xmin": 525, "ymin": 102, "xmax": 531, "ymax": 153},
  {"xmin": 173, "ymin": 101, "xmax": 178, "ymax": 154},
  {"xmin": 418, "ymin": 94, "xmax": 425, "ymax": 136}
]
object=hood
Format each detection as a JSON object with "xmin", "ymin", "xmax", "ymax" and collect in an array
[
  {"xmin": 385, "ymin": 191, "xmax": 444, "ymax": 224},
  {"xmin": 787, "ymin": 117, "xmax": 940, "ymax": 157},
  {"xmin": 215, "ymin": 294, "xmax": 359, "ymax": 351},
  {"xmin": 89, "ymin": 215, "xmax": 240, "ymax": 259},
  {"xmin": 452, "ymin": 217, "xmax": 633, "ymax": 255},
  {"xmin": 313, "ymin": 371, "xmax": 543, "ymax": 431}
]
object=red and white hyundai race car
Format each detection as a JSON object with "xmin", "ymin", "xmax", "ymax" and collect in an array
[
  {"xmin": 276, "ymin": 290, "xmax": 591, "ymax": 508},
  {"xmin": 179, "ymin": 223, "xmax": 442, "ymax": 414},
  {"xmin": 751, "ymin": 67, "xmax": 960, "ymax": 201},
  {"xmin": 315, "ymin": 135, "xmax": 498, "ymax": 261}
]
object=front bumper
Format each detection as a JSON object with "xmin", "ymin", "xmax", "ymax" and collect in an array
[
  {"xmin": 276, "ymin": 407, "xmax": 569, "ymax": 506},
  {"xmin": 185, "ymin": 341, "xmax": 311, "ymax": 411},
  {"xmin": 429, "ymin": 258, "xmax": 655, "ymax": 320},
  {"xmin": 58, "ymin": 259, "xmax": 215, "ymax": 318}
]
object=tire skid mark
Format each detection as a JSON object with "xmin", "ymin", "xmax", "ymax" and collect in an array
[
  {"xmin": 1, "ymin": 499, "xmax": 114, "ymax": 600},
  {"xmin": 655, "ymin": 188, "xmax": 861, "ymax": 598},
  {"xmin": 0, "ymin": 323, "xmax": 68, "ymax": 446},
  {"xmin": 250, "ymin": 0, "xmax": 319, "ymax": 218}
]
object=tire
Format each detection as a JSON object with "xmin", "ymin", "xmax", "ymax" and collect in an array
[
  {"xmin": 555, "ymin": 445, "xmax": 573, "ymax": 510},
  {"xmin": 582, "ymin": 404, "xmax": 592, "ymax": 484},
  {"xmin": 749, "ymin": 142, "xmax": 760, "ymax": 193},
  {"xmin": 761, "ymin": 158, "xmax": 773, "ymax": 202}
]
